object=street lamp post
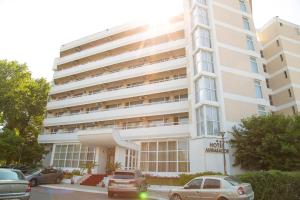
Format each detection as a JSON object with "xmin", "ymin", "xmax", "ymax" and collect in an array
[{"xmin": 220, "ymin": 131, "xmax": 227, "ymax": 175}]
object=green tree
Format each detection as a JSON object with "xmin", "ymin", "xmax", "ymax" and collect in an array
[
  {"xmin": 0, "ymin": 60, "xmax": 50, "ymax": 165},
  {"xmin": 231, "ymin": 114, "xmax": 300, "ymax": 171}
]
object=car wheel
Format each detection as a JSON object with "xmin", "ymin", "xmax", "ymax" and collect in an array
[
  {"xmin": 171, "ymin": 194, "xmax": 182, "ymax": 200},
  {"xmin": 30, "ymin": 179, "xmax": 38, "ymax": 187},
  {"xmin": 108, "ymin": 191, "xmax": 114, "ymax": 198},
  {"xmin": 55, "ymin": 177, "xmax": 61, "ymax": 184},
  {"xmin": 218, "ymin": 197, "xmax": 228, "ymax": 200}
]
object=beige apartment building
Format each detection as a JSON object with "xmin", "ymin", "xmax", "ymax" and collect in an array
[
  {"xmin": 38, "ymin": 0, "xmax": 276, "ymax": 175},
  {"xmin": 258, "ymin": 17, "xmax": 300, "ymax": 115}
]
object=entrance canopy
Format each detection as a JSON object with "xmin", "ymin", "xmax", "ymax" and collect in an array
[{"xmin": 77, "ymin": 128, "xmax": 139, "ymax": 150}]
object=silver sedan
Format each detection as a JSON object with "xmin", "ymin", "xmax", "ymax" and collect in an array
[
  {"xmin": 0, "ymin": 168, "xmax": 31, "ymax": 200},
  {"xmin": 168, "ymin": 175, "xmax": 254, "ymax": 200}
]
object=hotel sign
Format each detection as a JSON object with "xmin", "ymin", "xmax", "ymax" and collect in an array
[{"xmin": 205, "ymin": 140, "xmax": 229, "ymax": 153}]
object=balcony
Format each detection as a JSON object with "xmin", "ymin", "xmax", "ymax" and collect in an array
[
  {"xmin": 56, "ymin": 22, "xmax": 184, "ymax": 66},
  {"xmin": 50, "ymin": 57, "xmax": 186, "ymax": 95},
  {"xmin": 44, "ymin": 99, "xmax": 188, "ymax": 126},
  {"xmin": 119, "ymin": 122, "xmax": 190, "ymax": 140},
  {"xmin": 53, "ymin": 39, "xmax": 186, "ymax": 79},
  {"xmin": 39, "ymin": 122, "xmax": 189, "ymax": 144},
  {"xmin": 47, "ymin": 76, "xmax": 188, "ymax": 110}
]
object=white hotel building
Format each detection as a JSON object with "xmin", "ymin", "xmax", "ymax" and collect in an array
[{"xmin": 39, "ymin": 0, "xmax": 271, "ymax": 175}]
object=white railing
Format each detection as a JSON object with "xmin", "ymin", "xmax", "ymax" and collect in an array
[
  {"xmin": 45, "ymin": 121, "xmax": 189, "ymax": 135},
  {"xmin": 55, "ymin": 56, "xmax": 185, "ymax": 86},
  {"xmin": 49, "ymin": 75, "xmax": 187, "ymax": 102},
  {"xmin": 47, "ymin": 98, "xmax": 188, "ymax": 118}
]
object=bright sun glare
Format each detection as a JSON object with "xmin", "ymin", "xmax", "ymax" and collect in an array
[{"xmin": 134, "ymin": 0, "xmax": 183, "ymax": 27}]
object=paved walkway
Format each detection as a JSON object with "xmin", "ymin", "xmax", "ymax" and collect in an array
[{"xmin": 40, "ymin": 184, "xmax": 180, "ymax": 199}]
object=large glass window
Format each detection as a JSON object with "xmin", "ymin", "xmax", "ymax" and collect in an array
[
  {"xmin": 195, "ymin": 76, "xmax": 217, "ymax": 102},
  {"xmin": 193, "ymin": 28, "xmax": 211, "ymax": 49},
  {"xmin": 254, "ymin": 80, "xmax": 263, "ymax": 98},
  {"xmin": 140, "ymin": 139, "xmax": 189, "ymax": 173},
  {"xmin": 194, "ymin": 51, "xmax": 214, "ymax": 74},
  {"xmin": 258, "ymin": 105, "xmax": 267, "ymax": 116},
  {"xmin": 52, "ymin": 144, "xmax": 95, "ymax": 168},
  {"xmin": 243, "ymin": 17, "xmax": 250, "ymax": 30},
  {"xmin": 250, "ymin": 57, "xmax": 259, "ymax": 73},
  {"xmin": 196, "ymin": 106, "xmax": 220, "ymax": 136},
  {"xmin": 239, "ymin": 0, "xmax": 247, "ymax": 12},
  {"xmin": 192, "ymin": 7, "xmax": 209, "ymax": 26},
  {"xmin": 246, "ymin": 35, "xmax": 255, "ymax": 51}
]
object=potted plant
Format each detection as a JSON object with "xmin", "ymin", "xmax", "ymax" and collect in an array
[{"xmin": 106, "ymin": 162, "xmax": 122, "ymax": 175}]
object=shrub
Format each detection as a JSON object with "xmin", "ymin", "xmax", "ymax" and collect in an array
[
  {"xmin": 237, "ymin": 171, "xmax": 300, "ymax": 200},
  {"xmin": 71, "ymin": 169, "xmax": 81, "ymax": 176},
  {"xmin": 145, "ymin": 171, "xmax": 222, "ymax": 186}
]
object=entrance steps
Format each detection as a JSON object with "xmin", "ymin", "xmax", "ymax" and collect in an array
[{"xmin": 80, "ymin": 174, "xmax": 106, "ymax": 186}]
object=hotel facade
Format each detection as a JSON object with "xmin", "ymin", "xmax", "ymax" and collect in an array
[{"xmin": 38, "ymin": 0, "xmax": 299, "ymax": 175}]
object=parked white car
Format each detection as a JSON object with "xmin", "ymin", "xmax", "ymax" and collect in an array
[{"xmin": 168, "ymin": 176, "xmax": 254, "ymax": 200}]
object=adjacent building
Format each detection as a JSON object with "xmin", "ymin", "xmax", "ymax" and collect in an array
[
  {"xmin": 40, "ymin": 0, "xmax": 298, "ymax": 176},
  {"xmin": 258, "ymin": 17, "xmax": 300, "ymax": 115}
]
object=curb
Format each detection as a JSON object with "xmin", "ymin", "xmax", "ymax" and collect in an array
[{"xmin": 39, "ymin": 185, "xmax": 106, "ymax": 194}]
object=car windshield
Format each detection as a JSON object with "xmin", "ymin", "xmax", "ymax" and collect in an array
[
  {"xmin": 113, "ymin": 172, "xmax": 135, "ymax": 179},
  {"xmin": 224, "ymin": 176, "xmax": 243, "ymax": 186},
  {"xmin": 0, "ymin": 170, "xmax": 25, "ymax": 180}
]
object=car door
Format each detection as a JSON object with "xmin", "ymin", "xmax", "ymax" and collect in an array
[
  {"xmin": 40, "ymin": 169, "xmax": 52, "ymax": 184},
  {"xmin": 181, "ymin": 178, "xmax": 203, "ymax": 200},
  {"xmin": 199, "ymin": 178, "xmax": 221, "ymax": 200},
  {"xmin": 48, "ymin": 169, "xmax": 58, "ymax": 183}
]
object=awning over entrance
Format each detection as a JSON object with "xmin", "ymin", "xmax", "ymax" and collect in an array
[{"xmin": 77, "ymin": 128, "xmax": 139, "ymax": 150}]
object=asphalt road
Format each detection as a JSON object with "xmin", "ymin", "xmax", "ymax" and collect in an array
[{"xmin": 31, "ymin": 187, "xmax": 155, "ymax": 200}]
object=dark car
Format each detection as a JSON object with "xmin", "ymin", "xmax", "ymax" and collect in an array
[
  {"xmin": 0, "ymin": 168, "xmax": 31, "ymax": 200},
  {"xmin": 25, "ymin": 168, "xmax": 64, "ymax": 187}
]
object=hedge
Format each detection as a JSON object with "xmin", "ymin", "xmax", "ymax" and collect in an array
[
  {"xmin": 237, "ymin": 171, "xmax": 300, "ymax": 200},
  {"xmin": 145, "ymin": 171, "xmax": 222, "ymax": 186}
]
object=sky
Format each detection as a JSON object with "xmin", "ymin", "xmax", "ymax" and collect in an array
[{"xmin": 0, "ymin": 0, "xmax": 299, "ymax": 81}]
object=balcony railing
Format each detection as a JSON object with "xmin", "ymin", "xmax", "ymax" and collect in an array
[
  {"xmin": 49, "ymin": 75, "xmax": 187, "ymax": 102},
  {"xmin": 55, "ymin": 56, "xmax": 186, "ymax": 86},
  {"xmin": 46, "ymin": 121, "xmax": 189, "ymax": 135},
  {"xmin": 47, "ymin": 98, "xmax": 188, "ymax": 118}
]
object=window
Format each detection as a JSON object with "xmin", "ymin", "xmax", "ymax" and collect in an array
[
  {"xmin": 269, "ymin": 95, "xmax": 273, "ymax": 106},
  {"xmin": 254, "ymin": 80, "xmax": 263, "ymax": 98},
  {"xmin": 266, "ymin": 79, "xmax": 270, "ymax": 88},
  {"xmin": 53, "ymin": 144, "xmax": 95, "ymax": 168},
  {"xmin": 125, "ymin": 149, "xmax": 137, "ymax": 170},
  {"xmin": 280, "ymin": 54, "xmax": 284, "ymax": 62},
  {"xmin": 258, "ymin": 105, "xmax": 267, "ymax": 116},
  {"xmin": 243, "ymin": 17, "xmax": 250, "ymax": 30},
  {"xmin": 239, "ymin": 0, "xmax": 247, "ymax": 12},
  {"xmin": 292, "ymin": 106, "xmax": 297, "ymax": 114},
  {"xmin": 140, "ymin": 139, "xmax": 189, "ymax": 173},
  {"xmin": 148, "ymin": 119, "xmax": 165, "ymax": 127},
  {"xmin": 284, "ymin": 71, "xmax": 288, "ymax": 79},
  {"xmin": 288, "ymin": 89, "xmax": 292, "ymax": 97},
  {"xmin": 194, "ymin": 51, "xmax": 214, "ymax": 74},
  {"xmin": 175, "ymin": 94, "xmax": 188, "ymax": 101},
  {"xmin": 296, "ymin": 28, "xmax": 300, "ymax": 35},
  {"xmin": 276, "ymin": 40, "xmax": 280, "ymax": 46},
  {"xmin": 196, "ymin": 0, "xmax": 207, "ymax": 5},
  {"xmin": 250, "ymin": 57, "xmax": 259, "ymax": 73},
  {"xmin": 260, "ymin": 50, "xmax": 264, "ymax": 58},
  {"xmin": 193, "ymin": 28, "xmax": 211, "ymax": 49},
  {"xmin": 246, "ymin": 36, "xmax": 255, "ymax": 51},
  {"xmin": 203, "ymin": 179, "xmax": 221, "ymax": 189},
  {"xmin": 263, "ymin": 64, "xmax": 267, "ymax": 72},
  {"xmin": 195, "ymin": 76, "xmax": 217, "ymax": 102},
  {"xmin": 186, "ymin": 179, "xmax": 203, "ymax": 189},
  {"xmin": 192, "ymin": 7, "xmax": 209, "ymax": 26},
  {"xmin": 196, "ymin": 106, "xmax": 220, "ymax": 136}
]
